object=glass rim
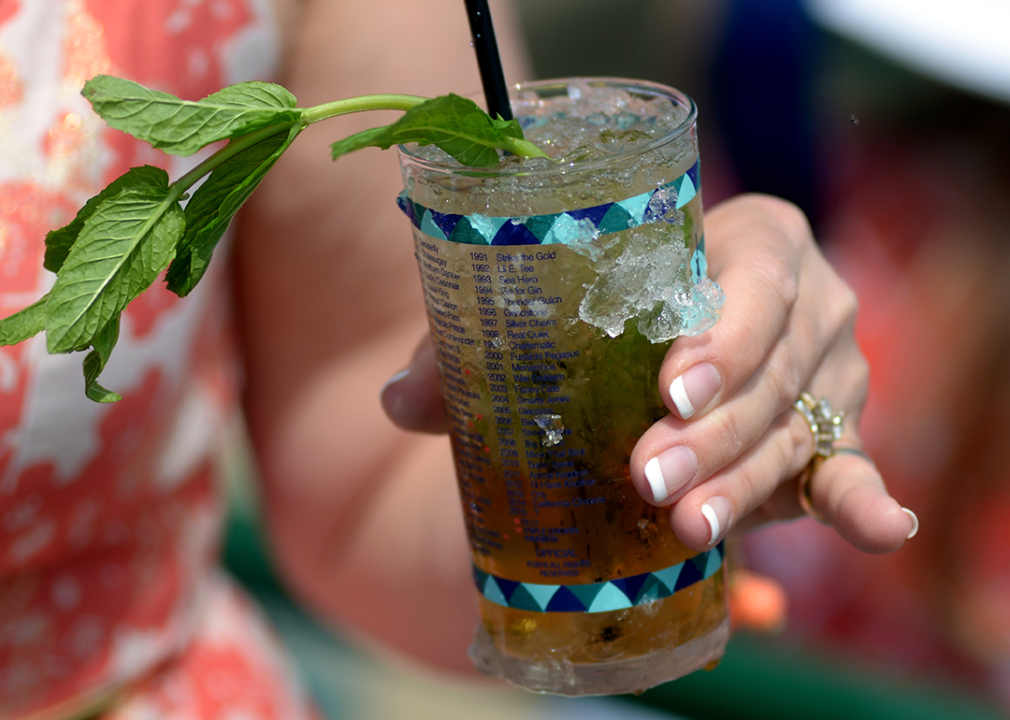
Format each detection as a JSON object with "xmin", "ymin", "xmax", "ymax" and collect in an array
[{"xmin": 397, "ymin": 77, "xmax": 697, "ymax": 178}]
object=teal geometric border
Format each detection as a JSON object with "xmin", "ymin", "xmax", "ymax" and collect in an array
[
  {"xmin": 398, "ymin": 160, "xmax": 700, "ymax": 248},
  {"xmin": 473, "ymin": 541, "xmax": 723, "ymax": 613}
]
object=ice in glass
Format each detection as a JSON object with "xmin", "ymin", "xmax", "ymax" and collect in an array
[{"xmin": 398, "ymin": 79, "xmax": 727, "ymax": 695}]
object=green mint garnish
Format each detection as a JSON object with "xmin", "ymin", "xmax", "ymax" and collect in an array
[
  {"xmin": 43, "ymin": 166, "xmax": 172, "ymax": 273},
  {"xmin": 330, "ymin": 93, "xmax": 549, "ymax": 166},
  {"xmin": 45, "ymin": 169, "xmax": 184, "ymax": 354},
  {"xmin": 166, "ymin": 124, "xmax": 301, "ymax": 296},
  {"xmin": 83, "ymin": 76, "xmax": 301, "ymax": 156},
  {"xmin": 82, "ymin": 316, "xmax": 121, "ymax": 403},
  {"xmin": 0, "ymin": 293, "xmax": 48, "ymax": 347},
  {"xmin": 0, "ymin": 75, "xmax": 548, "ymax": 401}
]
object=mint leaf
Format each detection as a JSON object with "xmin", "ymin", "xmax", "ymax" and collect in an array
[
  {"xmin": 83, "ymin": 76, "xmax": 301, "ymax": 156},
  {"xmin": 83, "ymin": 315, "xmax": 121, "ymax": 403},
  {"xmin": 330, "ymin": 94, "xmax": 545, "ymax": 167},
  {"xmin": 45, "ymin": 166, "xmax": 167, "ymax": 273},
  {"xmin": 0, "ymin": 292, "xmax": 49, "ymax": 346},
  {"xmin": 46, "ymin": 176, "xmax": 184, "ymax": 353},
  {"xmin": 167, "ymin": 125, "xmax": 300, "ymax": 297}
]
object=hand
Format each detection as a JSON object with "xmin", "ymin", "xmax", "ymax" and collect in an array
[
  {"xmin": 626, "ymin": 194, "xmax": 915, "ymax": 553},
  {"xmin": 382, "ymin": 194, "xmax": 916, "ymax": 555}
]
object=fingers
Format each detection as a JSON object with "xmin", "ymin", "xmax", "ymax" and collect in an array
[
  {"xmin": 380, "ymin": 335, "xmax": 449, "ymax": 434},
  {"xmin": 633, "ymin": 296, "xmax": 903, "ymax": 553},
  {"xmin": 658, "ymin": 196, "xmax": 809, "ymax": 421},
  {"xmin": 630, "ymin": 271, "xmax": 858, "ymax": 509},
  {"xmin": 659, "ymin": 403, "xmax": 813, "ymax": 550},
  {"xmin": 631, "ymin": 198, "xmax": 828, "ymax": 506},
  {"xmin": 632, "ymin": 357, "xmax": 800, "ymax": 508},
  {"xmin": 659, "ymin": 406, "xmax": 916, "ymax": 554},
  {"xmin": 626, "ymin": 193, "xmax": 914, "ymax": 555}
]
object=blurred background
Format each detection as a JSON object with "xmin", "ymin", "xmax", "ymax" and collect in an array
[{"xmin": 221, "ymin": 0, "xmax": 1010, "ymax": 717}]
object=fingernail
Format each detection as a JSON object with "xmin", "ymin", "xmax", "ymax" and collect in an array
[
  {"xmin": 381, "ymin": 368, "xmax": 411, "ymax": 393},
  {"xmin": 902, "ymin": 508, "xmax": 919, "ymax": 539},
  {"xmin": 644, "ymin": 447, "xmax": 698, "ymax": 504},
  {"xmin": 669, "ymin": 363, "xmax": 721, "ymax": 419},
  {"xmin": 701, "ymin": 496, "xmax": 732, "ymax": 546}
]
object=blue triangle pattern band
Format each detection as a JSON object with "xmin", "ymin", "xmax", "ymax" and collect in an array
[
  {"xmin": 472, "ymin": 541, "xmax": 724, "ymax": 613},
  {"xmin": 397, "ymin": 160, "xmax": 701, "ymax": 248}
]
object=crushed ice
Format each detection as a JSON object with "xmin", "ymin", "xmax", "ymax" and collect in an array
[
  {"xmin": 534, "ymin": 414, "xmax": 564, "ymax": 447},
  {"xmin": 643, "ymin": 186, "xmax": 682, "ymax": 224},
  {"xmin": 577, "ymin": 227, "xmax": 724, "ymax": 343},
  {"xmin": 411, "ymin": 80, "xmax": 689, "ymax": 167}
]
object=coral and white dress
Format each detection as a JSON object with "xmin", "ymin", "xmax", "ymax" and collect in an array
[{"xmin": 0, "ymin": 1, "xmax": 317, "ymax": 717}]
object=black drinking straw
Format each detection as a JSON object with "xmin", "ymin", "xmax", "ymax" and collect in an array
[{"xmin": 463, "ymin": 0, "xmax": 513, "ymax": 121}]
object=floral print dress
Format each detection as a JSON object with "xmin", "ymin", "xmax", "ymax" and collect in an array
[{"xmin": 0, "ymin": 1, "xmax": 318, "ymax": 717}]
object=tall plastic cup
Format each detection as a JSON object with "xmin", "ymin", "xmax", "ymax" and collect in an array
[{"xmin": 397, "ymin": 78, "xmax": 727, "ymax": 695}]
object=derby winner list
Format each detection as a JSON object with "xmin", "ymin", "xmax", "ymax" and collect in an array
[{"xmin": 413, "ymin": 234, "xmax": 607, "ymax": 580}]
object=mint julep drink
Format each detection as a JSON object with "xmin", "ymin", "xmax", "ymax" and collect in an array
[{"xmin": 398, "ymin": 79, "xmax": 727, "ymax": 695}]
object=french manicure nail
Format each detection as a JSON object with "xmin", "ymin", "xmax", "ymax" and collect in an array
[
  {"xmin": 643, "ymin": 446, "xmax": 699, "ymax": 504},
  {"xmin": 701, "ymin": 496, "xmax": 732, "ymax": 546},
  {"xmin": 902, "ymin": 508, "xmax": 919, "ymax": 539},
  {"xmin": 669, "ymin": 363, "xmax": 721, "ymax": 419},
  {"xmin": 381, "ymin": 368, "xmax": 411, "ymax": 393}
]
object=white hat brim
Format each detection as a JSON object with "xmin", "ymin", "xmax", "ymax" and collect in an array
[{"xmin": 806, "ymin": 0, "xmax": 1010, "ymax": 104}]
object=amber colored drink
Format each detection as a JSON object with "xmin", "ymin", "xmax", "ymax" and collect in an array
[{"xmin": 397, "ymin": 78, "xmax": 728, "ymax": 695}]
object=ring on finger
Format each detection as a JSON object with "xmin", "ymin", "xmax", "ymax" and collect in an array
[
  {"xmin": 831, "ymin": 445, "xmax": 875, "ymax": 467},
  {"xmin": 793, "ymin": 392, "xmax": 844, "ymax": 459},
  {"xmin": 792, "ymin": 392, "xmax": 845, "ymax": 522},
  {"xmin": 796, "ymin": 458, "xmax": 826, "ymax": 523}
]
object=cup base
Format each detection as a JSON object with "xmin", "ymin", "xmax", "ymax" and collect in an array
[{"xmin": 469, "ymin": 615, "xmax": 730, "ymax": 696}]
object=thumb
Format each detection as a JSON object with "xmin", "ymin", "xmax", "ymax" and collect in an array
[{"xmin": 380, "ymin": 334, "xmax": 449, "ymax": 434}]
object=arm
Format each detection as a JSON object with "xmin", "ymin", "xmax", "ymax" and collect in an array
[{"xmin": 233, "ymin": 0, "xmax": 528, "ymax": 673}]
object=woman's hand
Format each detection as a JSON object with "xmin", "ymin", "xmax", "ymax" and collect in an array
[
  {"xmin": 626, "ymin": 195, "xmax": 915, "ymax": 553},
  {"xmin": 382, "ymin": 194, "xmax": 917, "ymax": 556}
]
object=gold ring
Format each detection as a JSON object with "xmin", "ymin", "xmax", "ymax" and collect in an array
[
  {"xmin": 796, "ymin": 458, "xmax": 826, "ymax": 522},
  {"xmin": 792, "ymin": 392, "xmax": 845, "ymax": 522},
  {"xmin": 793, "ymin": 392, "xmax": 844, "ymax": 459}
]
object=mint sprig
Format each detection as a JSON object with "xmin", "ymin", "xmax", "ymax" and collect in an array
[
  {"xmin": 0, "ymin": 75, "xmax": 548, "ymax": 400},
  {"xmin": 167, "ymin": 124, "xmax": 300, "ymax": 296},
  {"xmin": 0, "ymin": 293, "xmax": 48, "ymax": 346},
  {"xmin": 331, "ymin": 94, "xmax": 548, "ymax": 166},
  {"xmin": 45, "ymin": 173, "xmax": 184, "ymax": 355},
  {"xmin": 83, "ymin": 76, "xmax": 300, "ymax": 156}
]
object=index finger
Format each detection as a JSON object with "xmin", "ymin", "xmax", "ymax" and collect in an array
[{"xmin": 659, "ymin": 195, "xmax": 811, "ymax": 421}]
